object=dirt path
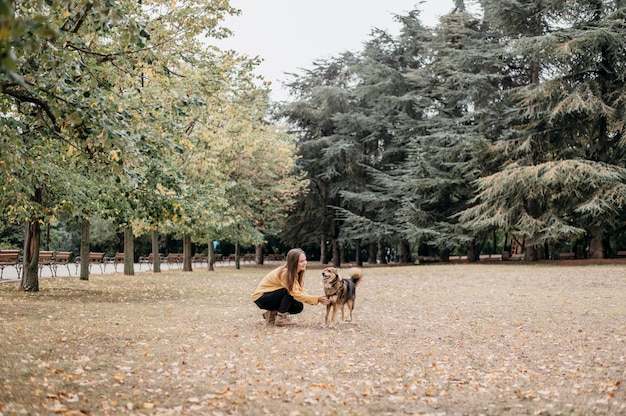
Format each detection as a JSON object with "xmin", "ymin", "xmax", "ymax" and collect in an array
[{"xmin": 0, "ymin": 263, "xmax": 624, "ymax": 415}]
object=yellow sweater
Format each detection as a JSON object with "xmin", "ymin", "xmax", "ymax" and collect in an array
[{"xmin": 251, "ymin": 266, "xmax": 319, "ymax": 305}]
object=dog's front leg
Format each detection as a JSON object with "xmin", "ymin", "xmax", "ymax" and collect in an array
[
  {"xmin": 329, "ymin": 305, "xmax": 339, "ymax": 328},
  {"xmin": 324, "ymin": 304, "xmax": 332, "ymax": 326}
]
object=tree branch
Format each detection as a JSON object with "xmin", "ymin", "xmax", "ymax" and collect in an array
[{"xmin": 1, "ymin": 84, "xmax": 60, "ymax": 131}]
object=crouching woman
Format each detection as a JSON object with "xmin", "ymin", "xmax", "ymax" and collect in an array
[{"xmin": 252, "ymin": 248, "xmax": 330, "ymax": 326}]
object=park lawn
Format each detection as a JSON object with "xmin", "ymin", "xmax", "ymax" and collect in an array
[{"xmin": 0, "ymin": 263, "xmax": 625, "ymax": 415}]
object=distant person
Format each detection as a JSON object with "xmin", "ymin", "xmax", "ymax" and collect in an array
[{"xmin": 252, "ymin": 248, "xmax": 330, "ymax": 326}]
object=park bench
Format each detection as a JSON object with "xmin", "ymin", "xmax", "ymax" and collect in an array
[
  {"xmin": 0, "ymin": 249, "xmax": 22, "ymax": 279},
  {"xmin": 242, "ymin": 253, "xmax": 256, "ymax": 264},
  {"xmin": 502, "ymin": 252, "xmax": 524, "ymax": 261},
  {"xmin": 479, "ymin": 254, "xmax": 503, "ymax": 261},
  {"xmin": 74, "ymin": 252, "xmax": 105, "ymax": 274},
  {"xmin": 616, "ymin": 250, "xmax": 626, "ymax": 258},
  {"xmin": 226, "ymin": 254, "xmax": 237, "ymax": 264},
  {"xmin": 449, "ymin": 255, "xmax": 468, "ymax": 262},
  {"xmin": 104, "ymin": 252, "xmax": 125, "ymax": 272},
  {"xmin": 53, "ymin": 251, "xmax": 72, "ymax": 276},
  {"xmin": 264, "ymin": 253, "xmax": 284, "ymax": 262},
  {"xmin": 212, "ymin": 253, "xmax": 223, "ymax": 264},
  {"xmin": 558, "ymin": 251, "xmax": 576, "ymax": 260},
  {"xmin": 166, "ymin": 253, "xmax": 183, "ymax": 269},
  {"xmin": 138, "ymin": 253, "xmax": 163, "ymax": 270},
  {"xmin": 38, "ymin": 251, "xmax": 55, "ymax": 276},
  {"xmin": 192, "ymin": 253, "xmax": 207, "ymax": 267}
]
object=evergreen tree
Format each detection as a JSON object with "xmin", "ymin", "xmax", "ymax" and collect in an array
[
  {"xmin": 462, "ymin": 0, "xmax": 626, "ymax": 259},
  {"xmin": 280, "ymin": 53, "xmax": 363, "ymax": 265}
]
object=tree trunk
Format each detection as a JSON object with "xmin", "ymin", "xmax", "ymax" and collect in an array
[
  {"xmin": 400, "ymin": 240, "xmax": 411, "ymax": 263},
  {"xmin": 602, "ymin": 234, "xmax": 611, "ymax": 259},
  {"xmin": 45, "ymin": 222, "xmax": 50, "ymax": 251},
  {"xmin": 355, "ymin": 239, "xmax": 362, "ymax": 267},
  {"xmin": 331, "ymin": 216, "xmax": 340, "ymax": 267},
  {"xmin": 235, "ymin": 241, "xmax": 240, "ymax": 270},
  {"xmin": 467, "ymin": 239, "xmax": 479, "ymax": 262},
  {"xmin": 208, "ymin": 240, "xmax": 215, "ymax": 271},
  {"xmin": 320, "ymin": 233, "xmax": 327, "ymax": 264},
  {"xmin": 524, "ymin": 198, "xmax": 540, "ymax": 261},
  {"xmin": 368, "ymin": 242, "xmax": 377, "ymax": 264},
  {"xmin": 588, "ymin": 226, "xmax": 604, "ymax": 259},
  {"xmin": 332, "ymin": 239, "xmax": 340, "ymax": 267},
  {"xmin": 79, "ymin": 218, "xmax": 90, "ymax": 280},
  {"xmin": 255, "ymin": 244, "xmax": 264, "ymax": 265},
  {"xmin": 20, "ymin": 218, "xmax": 41, "ymax": 292},
  {"xmin": 439, "ymin": 246, "xmax": 450, "ymax": 263},
  {"xmin": 151, "ymin": 226, "xmax": 161, "ymax": 272},
  {"xmin": 124, "ymin": 226, "xmax": 134, "ymax": 276},
  {"xmin": 525, "ymin": 244, "xmax": 539, "ymax": 262},
  {"xmin": 182, "ymin": 234, "xmax": 192, "ymax": 271}
]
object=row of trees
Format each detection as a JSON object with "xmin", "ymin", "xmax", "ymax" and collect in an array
[
  {"xmin": 0, "ymin": 1, "xmax": 306, "ymax": 291},
  {"xmin": 3, "ymin": 1, "xmax": 626, "ymax": 291},
  {"xmin": 279, "ymin": 0, "xmax": 626, "ymax": 264}
]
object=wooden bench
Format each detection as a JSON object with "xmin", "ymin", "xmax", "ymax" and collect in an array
[
  {"xmin": 166, "ymin": 253, "xmax": 182, "ymax": 269},
  {"xmin": 38, "ymin": 251, "xmax": 55, "ymax": 276},
  {"xmin": 226, "ymin": 254, "xmax": 237, "ymax": 264},
  {"xmin": 448, "ymin": 255, "xmax": 468, "ymax": 262},
  {"xmin": 616, "ymin": 250, "xmax": 626, "ymax": 258},
  {"xmin": 212, "ymin": 253, "xmax": 223, "ymax": 264},
  {"xmin": 104, "ymin": 252, "xmax": 125, "ymax": 272},
  {"xmin": 53, "ymin": 251, "xmax": 72, "ymax": 276},
  {"xmin": 0, "ymin": 249, "xmax": 21, "ymax": 279},
  {"xmin": 74, "ymin": 252, "xmax": 105, "ymax": 274},
  {"xmin": 558, "ymin": 251, "xmax": 576, "ymax": 260},
  {"xmin": 138, "ymin": 253, "xmax": 163, "ymax": 270},
  {"xmin": 265, "ymin": 253, "xmax": 284, "ymax": 261},
  {"xmin": 242, "ymin": 253, "xmax": 255, "ymax": 264},
  {"xmin": 192, "ymin": 253, "xmax": 207, "ymax": 266},
  {"xmin": 479, "ymin": 254, "xmax": 503, "ymax": 261}
]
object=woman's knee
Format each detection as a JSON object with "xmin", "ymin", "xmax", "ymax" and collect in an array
[{"xmin": 289, "ymin": 302, "xmax": 304, "ymax": 314}]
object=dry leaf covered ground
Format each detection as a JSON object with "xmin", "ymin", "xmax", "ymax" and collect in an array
[{"xmin": 0, "ymin": 262, "xmax": 625, "ymax": 415}]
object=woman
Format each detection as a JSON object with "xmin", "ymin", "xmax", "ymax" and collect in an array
[{"xmin": 252, "ymin": 248, "xmax": 330, "ymax": 326}]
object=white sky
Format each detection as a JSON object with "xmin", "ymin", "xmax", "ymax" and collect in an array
[{"xmin": 216, "ymin": 0, "xmax": 455, "ymax": 101}]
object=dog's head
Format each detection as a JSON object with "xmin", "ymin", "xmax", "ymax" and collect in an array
[{"xmin": 322, "ymin": 267, "xmax": 339, "ymax": 283}]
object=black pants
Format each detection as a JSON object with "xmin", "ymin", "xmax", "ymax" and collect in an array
[{"xmin": 254, "ymin": 288, "xmax": 304, "ymax": 315}]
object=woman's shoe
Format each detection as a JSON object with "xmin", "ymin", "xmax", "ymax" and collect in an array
[
  {"xmin": 275, "ymin": 312, "xmax": 296, "ymax": 326},
  {"xmin": 262, "ymin": 310, "xmax": 277, "ymax": 326}
]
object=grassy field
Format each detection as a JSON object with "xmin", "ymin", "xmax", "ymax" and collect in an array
[{"xmin": 0, "ymin": 263, "xmax": 625, "ymax": 415}]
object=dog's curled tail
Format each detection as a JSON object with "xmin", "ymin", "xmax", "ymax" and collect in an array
[{"xmin": 348, "ymin": 267, "xmax": 363, "ymax": 286}]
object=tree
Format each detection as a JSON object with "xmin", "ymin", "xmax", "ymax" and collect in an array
[
  {"xmin": 463, "ymin": 0, "xmax": 626, "ymax": 259},
  {"xmin": 0, "ymin": 0, "xmax": 239, "ymax": 289},
  {"xmin": 281, "ymin": 52, "xmax": 368, "ymax": 266}
]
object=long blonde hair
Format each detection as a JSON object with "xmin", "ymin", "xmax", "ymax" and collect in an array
[{"xmin": 283, "ymin": 248, "xmax": 305, "ymax": 291}]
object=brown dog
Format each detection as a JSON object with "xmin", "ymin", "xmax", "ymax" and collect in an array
[{"xmin": 322, "ymin": 267, "xmax": 363, "ymax": 327}]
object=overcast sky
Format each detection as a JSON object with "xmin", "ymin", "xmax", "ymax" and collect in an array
[{"xmin": 216, "ymin": 0, "xmax": 455, "ymax": 101}]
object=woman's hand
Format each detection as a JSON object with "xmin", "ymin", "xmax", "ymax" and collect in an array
[{"xmin": 318, "ymin": 296, "xmax": 331, "ymax": 306}]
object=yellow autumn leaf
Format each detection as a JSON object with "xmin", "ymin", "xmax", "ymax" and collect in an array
[{"xmin": 109, "ymin": 150, "xmax": 120, "ymax": 162}]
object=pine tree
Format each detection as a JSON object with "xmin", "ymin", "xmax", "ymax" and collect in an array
[
  {"xmin": 462, "ymin": 0, "xmax": 626, "ymax": 259},
  {"xmin": 280, "ymin": 53, "xmax": 362, "ymax": 265}
]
